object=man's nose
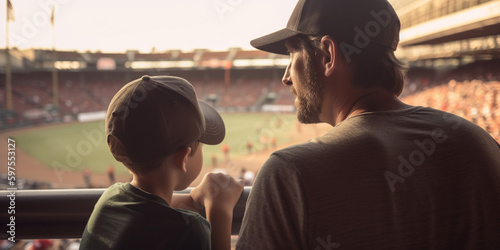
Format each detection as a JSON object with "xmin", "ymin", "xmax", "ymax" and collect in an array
[{"xmin": 282, "ymin": 64, "xmax": 292, "ymax": 86}]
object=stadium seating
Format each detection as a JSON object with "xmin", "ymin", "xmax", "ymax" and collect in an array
[{"xmin": 2, "ymin": 57, "xmax": 500, "ymax": 145}]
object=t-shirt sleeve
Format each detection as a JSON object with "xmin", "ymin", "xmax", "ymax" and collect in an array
[
  {"xmin": 236, "ymin": 154, "xmax": 308, "ymax": 250},
  {"xmin": 175, "ymin": 215, "xmax": 211, "ymax": 250}
]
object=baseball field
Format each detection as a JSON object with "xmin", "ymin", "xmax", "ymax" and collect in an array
[{"xmin": 0, "ymin": 112, "xmax": 330, "ymax": 189}]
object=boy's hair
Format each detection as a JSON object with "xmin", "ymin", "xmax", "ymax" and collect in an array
[
  {"xmin": 298, "ymin": 35, "xmax": 407, "ymax": 96},
  {"xmin": 123, "ymin": 141, "xmax": 201, "ymax": 175},
  {"xmin": 105, "ymin": 75, "xmax": 225, "ymax": 174}
]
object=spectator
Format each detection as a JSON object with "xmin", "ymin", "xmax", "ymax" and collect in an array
[
  {"xmin": 237, "ymin": 0, "xmax": 500, "ymax": 249},
  {"xmin": 107, "ymin": 165, "xmax": 115, "ymax": 184},
  {"xmin": 222, "ymin": 144, "xmax": 230, "ymax": 162},
  {"xmin": 238, "ymin": 168, "xmax": 255, "ymax": 186},
  {"xmin": 83, "ymin": 168, "xmax": 92, "ymax": 188},
  {"xmin": 25, "ymin": 239, "xmax": 53, "ymax": 250},
  {"xmin": 246, "ymin": 141, "xmax": 254, "ymax": 154},
  {"xmin": 270, "ymin": 136, "xmax": 277, "ymax": 149},
  {"xmin": 80, "ymin": 76, "xmax": 243, "ymax": 250},
  {"xmin": 211, "ymin": 154, "xmax": 218, "ymax": 168}
]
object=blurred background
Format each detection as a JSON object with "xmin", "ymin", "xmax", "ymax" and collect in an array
[{"xmin": 1, "ymin": 0, "xmax": 500, "ymax": 249}]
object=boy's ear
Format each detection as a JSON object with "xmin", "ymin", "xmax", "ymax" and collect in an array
[
  {"xmin": 174, "ymin": 147, "xmax": 191, "ymax": 173},
  {"xmin": 320, "ymin": 35, "xmax": 337, "ymax": 77}
]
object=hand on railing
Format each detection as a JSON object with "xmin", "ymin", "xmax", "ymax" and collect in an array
[{"xmin": 191, "ymin": 172, "xmax": 244, "ymax": 250}]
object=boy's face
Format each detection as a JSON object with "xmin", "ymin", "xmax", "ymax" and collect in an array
[{"xmin": 175, "ymin": 143, "xmax": 204, "ymax": 190}]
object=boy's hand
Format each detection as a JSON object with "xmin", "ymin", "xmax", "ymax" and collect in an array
[
  {"xmin": 192, "ymin": 172, "xmax": 243, "ymax": 250},
  {"xmin": 190, "ymin": 172, "xmax": 244, "ymax": 211}
]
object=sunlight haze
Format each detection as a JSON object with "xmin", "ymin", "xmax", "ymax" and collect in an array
[{"xmin": 1, "ymin": 0, "xmax": 296, "ymax": 52}]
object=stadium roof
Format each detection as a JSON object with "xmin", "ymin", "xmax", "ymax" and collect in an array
[
  {"xmin": 134, "ymin": 52, "xmax": 173, "ymax": 61},
  {"xmin": 0, "ymin": 48, "xmax": 290, "ymax": 71},
  {"xmin": 55, "ymin": 51, "xmax": 84, "ymax": 62},
  {"xmin": 234, "ymin": 50, "xmax": 275, "ymax": 59},
  {"xmin": 398, "ymin": 0, "xmax": 500, "ymax": 47},
  {"xmin": 200, "ymin": 51, "xmax": 230, "ymax": 61}
]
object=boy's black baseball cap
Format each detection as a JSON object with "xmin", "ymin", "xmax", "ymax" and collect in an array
[
  {"xmin": 251, "ymin": 0, "xmax": 400, "ymax": 55},
  {"xmin": 106, "ymin": 75, "xmax": 225, "ymax": 164}
]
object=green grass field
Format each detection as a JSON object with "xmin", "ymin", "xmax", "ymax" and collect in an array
[{"xmin": 9, "ymin": 113, "xmax": 297, "ymax": 175}]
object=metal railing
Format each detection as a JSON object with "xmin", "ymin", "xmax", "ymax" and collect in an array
[{"xmin": 0, "ymin": 187, "xmax": 250, "ymax": 239}]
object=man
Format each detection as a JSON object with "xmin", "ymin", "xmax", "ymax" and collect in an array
[{"xmin": 237, "ymin": 0, "xmax": 500, "ymax": 249}]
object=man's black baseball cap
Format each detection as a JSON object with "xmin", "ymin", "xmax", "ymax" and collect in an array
[{"xmin": 251, "ymin": 0, "xmax": 400, "ymax": 55}]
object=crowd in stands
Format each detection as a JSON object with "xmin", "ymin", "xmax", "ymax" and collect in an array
[
  {"xmin": 0, "ymin": 69, "xmax": 291, "ymax": 128},
  {"xmin": 401, "ymin": 59, "xmax": 500, "ymax": 143},
  {"xmin": 218, "ymin": 77, "xmax": 270, "ymax": 108},
  {"xmin": 0, "ymin": 238, "xmax": 81, "ymax": 250},
  {"xmin": 0, "ymin": 173, "xmax": 52, "ymax": 190},
  {"xmin": 403, "ymin": 80, "xmax": 500, "ymax": 143},
  {"xmin": 0, "ymin": 72, "xmax": 257, "ymax": 116}
]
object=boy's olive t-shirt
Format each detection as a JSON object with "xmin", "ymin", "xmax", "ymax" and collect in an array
[{"xmin": 81, "ymin": 183, "xmax": 210, "ymax": 250}]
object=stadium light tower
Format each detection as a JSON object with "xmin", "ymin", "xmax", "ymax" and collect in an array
[
  {"xmin": 51, "ymin": 5, "xmax": 59, "ymax": 108},
  {"xmin": 5, "ymin": 0, "xmax": 14, "ymax": 110}
]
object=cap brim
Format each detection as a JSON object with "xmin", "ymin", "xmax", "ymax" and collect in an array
[
  {"xmin": 198, "ymin": 100, "xmax": 225, "ymax": 145},
  {"xmin": 250, "ymin": 28, "xmax": 301, "ymax": 55}
]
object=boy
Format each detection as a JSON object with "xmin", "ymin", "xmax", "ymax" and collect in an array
[{"xmin": 81, "ymin": 75, "xmax": 243, "ymax": 249}]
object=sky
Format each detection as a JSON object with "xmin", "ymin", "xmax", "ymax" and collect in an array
[{"xmin": 1, "ymin": 0, "xmax": 297, "ymax": 53}]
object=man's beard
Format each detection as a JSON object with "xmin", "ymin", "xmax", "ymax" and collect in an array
[{"xmin": 294, "ymin": 54, "xmax": 324, "ymax": 124}]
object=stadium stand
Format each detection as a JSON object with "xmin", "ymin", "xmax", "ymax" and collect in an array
[
  {"xmin": 400, "ymin": 59, "xmax": 500, "ymax": 142},
  {"xmin": 1, "ymin": 49, "xmax": 500, "ymax": 143},
  {"xmin": 0, "ymin": 48, "xmax": 282, "ymax": 128}
]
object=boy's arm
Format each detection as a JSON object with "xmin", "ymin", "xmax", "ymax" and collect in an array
[
  {"xmin": 170, "ymin": 194, "xmax": 204, "ymax": 214},
  {"xmin": 191, "ymin": 172, "xmax": 244, "ymax": 250},
  {"xmin": 205, "ymin": 200, "xmax": 233, "ymax": 250}
]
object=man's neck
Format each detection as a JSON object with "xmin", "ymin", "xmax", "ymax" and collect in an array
[{"xmin": 329, "ymin": 89, "xmax": 409, "ymax": 126}]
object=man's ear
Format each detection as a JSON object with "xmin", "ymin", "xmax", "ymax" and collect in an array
[
  {"xmin": 174, "ymin": 147, "xmax": 191, "ymax": 173},
  {"xmin": 320, "ymin": 35, "xmax": 337, "ymax": 77}
]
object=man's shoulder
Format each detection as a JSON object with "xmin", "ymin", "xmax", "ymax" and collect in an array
[
  {"xmin": 269, "ymin": 119, "xmax": 374, "ymax": 162},
  {"xmin": 409, "ymin": 106, "xmax": 496, "ymax": 140},
  {"xmin": 267, "ymin": 106, "xmax": 496, "ymax": 171}
]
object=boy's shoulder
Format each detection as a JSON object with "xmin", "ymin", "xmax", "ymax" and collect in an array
[
  {"xmin": 81, "ymin": 183, "xmax": 210, "ymax": 249},
  {"xmin": 99, "ymin": 182, "xmax": 207, "ymax": 223}
]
